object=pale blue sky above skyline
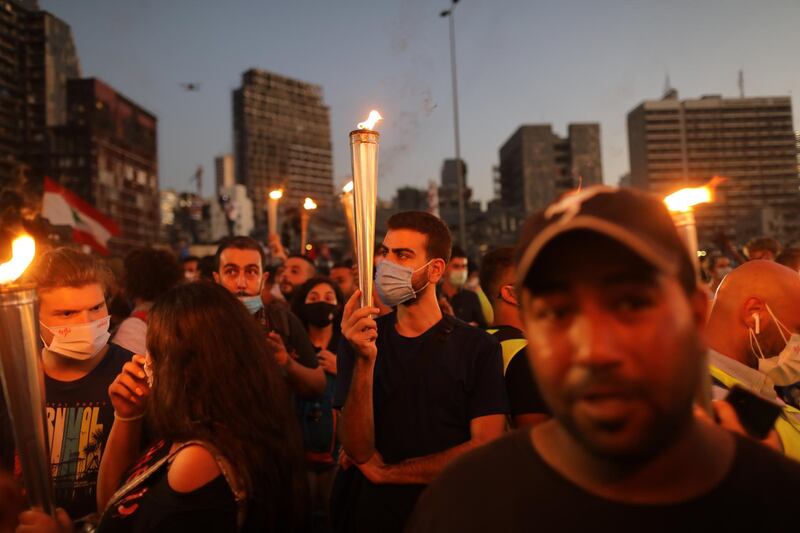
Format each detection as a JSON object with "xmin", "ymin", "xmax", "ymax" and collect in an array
[{"xmin": 40, "ymin": 0, "xmax": 800, "ymax": 204}]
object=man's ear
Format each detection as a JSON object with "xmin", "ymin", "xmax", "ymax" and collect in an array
[
  {"xmin": 500, "ymin": 284, "xmax": 519, "ymax": 307},
  {"xmin": 212, "ymin": 271, "xmax": 220, "ymax": 284},
  {"xmin": 742, "ymin": 297, "xmax": 767, "ymax": 333},
  {"xmin": 428, "ymin": 258, "xmax": 447, "ymax": 283},
  {"xmin": 262, "ymin": 271, "xmax": 270, "ymax": 286}
]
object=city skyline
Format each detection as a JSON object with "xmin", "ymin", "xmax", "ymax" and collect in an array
[{"xmin": 39, "ymin": 0, "xmax": 800, "ymax": 204}]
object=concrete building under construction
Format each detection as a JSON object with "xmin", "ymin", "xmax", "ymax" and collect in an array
[{"xmin": 233, "ymin": 69, "xmax": 333, "ymax": 232}]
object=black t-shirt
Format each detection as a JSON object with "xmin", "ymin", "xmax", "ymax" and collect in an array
[
  {"xmin": 443, "ymin": 289, "xmax": 487, "ymax": 328},
  {"xmin": 97, "ymin": 440, "xmax": 243, "ymax": 533},
  {"xmin": 493, "ymin": 326, "xmax": 550, "ymax": 417},
  {"xmin": 331, "ymin": 312, "xmax": 508, "ymax": 532},
  {"xmin": 407, "ymin": 429, "xmax": 800, "ymax": 532},
  {"xmin": 0, "ymin": 343, "xmax": 132, "ymax": 520},
  {"xmin": 255, "ymin": 303, "xmax": 318, "ymax": 370}
]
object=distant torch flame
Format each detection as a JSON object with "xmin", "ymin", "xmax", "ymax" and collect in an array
[
  {"xmin": 0, "ymin": 235, "xmax": 36, "ymax": 285},
  {"xmin": 269, "ymin": 189, "xmax": 283, "ymax": 200},
  {"xmin": 303, "ymin": 197, "xmax": 318, "ymax": 211},
  {"xmin": 343, "ymin": 181, "xmax": 354, "ymax": 193},
  {"xmin": 357, "ymin": 110, "xmax": 383, "ymax": 131},
  {"xmin": 664, "ymin": 176, "xmax": 725, "ymax": 213}
]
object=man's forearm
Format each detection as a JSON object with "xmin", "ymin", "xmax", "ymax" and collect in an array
[
  {"xmin": 340, "ymin": 358, "xmax": 376, "ymax": 463},
  {"xmin": 285, "ymin": 359, "xmax": 326, "ymax": 398},
  {"xmin": 380, "ymin": 438, "xmax": 481, "ymax": 485}
]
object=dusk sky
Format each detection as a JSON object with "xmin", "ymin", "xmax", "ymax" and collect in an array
[{"xmin": 40, "ymin": 0, "xmax": 800, "ymax": 204}]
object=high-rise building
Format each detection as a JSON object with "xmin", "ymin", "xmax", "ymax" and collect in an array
[
  {"xmin": 233, "ymin": 69, "xmax": 333, "ymax": 230},
  {"xmin": 438, "ymin": 158, "xmax": 472, "ymax": 227},
  {"xmin": 0, "ymin": 0, "xmax": 80, "ymax": 185},
  {"xmin": 498, "ymin": 123, "xmax": 602, "ymax": 214},
  {"xmin": 627, "ymin": 91, "xmax": 800, "ymax": 244},
  {"xmin": 215, "ymin": 153, "xmax": 235, "ymax": 190},
  {"xmin": 50, "ymin": 78, "xmax": 159, "ymax": 253}
]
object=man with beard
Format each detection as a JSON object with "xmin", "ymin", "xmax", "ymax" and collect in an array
[
  {"xmin": 407, "ymin": 187, "xmax": 800, "ymax": 532},
  {"xmin": 214, "ymin": 236, "xmax": 325, "ymax": 397},
  {"xmin": 332, "ymin": 211, "xmax": 508, "ymax": 533},
  {"xmin": 279, "ymin": 254, "xmax": 317, "ymax": 301}
]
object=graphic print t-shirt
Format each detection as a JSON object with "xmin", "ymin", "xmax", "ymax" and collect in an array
[{"xmin": 42, "ymin": 343, "xmax": 132, "ymax": 519}]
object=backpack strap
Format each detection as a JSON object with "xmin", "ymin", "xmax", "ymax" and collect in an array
[{"xmin": 104, "ymin": 440, "xmax": 248, "ymax": 530}]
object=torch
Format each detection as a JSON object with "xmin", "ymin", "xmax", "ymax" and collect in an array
[
  {"xmin": 350, "ymin": 110, "xmax": 382, "ymax": 309},
  {"xmin": 663, "ymin": 176, "xmax": 724, "ymax": 270},
  {"xmin": 663, "ymin": 176, "xmax": 723, "ymax": 418},
  {"xmin": 0, "ymin": 233, "xmax": 55, "ymax": 515},
  {"xmin": 300, "ymin": 197, "xmax": 317, "ymax": 254},
  {"xmin": 267, "ymin": 188, "xmax": 283, "ymax": 237},
  {"xmin": 340, "ymin": 181, "xmax": 356, "ymax": 258}
]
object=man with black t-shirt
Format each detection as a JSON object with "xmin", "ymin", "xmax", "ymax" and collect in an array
[
  {"xmin": 480, "ymin": 246, "xmax": 550, "ymax": 428},
  {"xmin": 437, "ymin": 246, "xmax": 487, "ymax": 327},
  {"xmin": 0, "ymin": 247, "xmax": 133, "ymax": 522},
  {"xmin": 408, "ymin": 187, "xmax": 800, "ymax": 532},
  {"xmin": 214, "ymin": 236, "xmax": 325, "ymax": 398},
  {"xmin": 333, "ymin": 211, "xmax": 508, "ymax": 533}
]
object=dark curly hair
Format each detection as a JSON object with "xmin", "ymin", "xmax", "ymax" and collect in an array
[{"xmin": 123, "ymin": 248, "xmax": 183, "ymax": 301}]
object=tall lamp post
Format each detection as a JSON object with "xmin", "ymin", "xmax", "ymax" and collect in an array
[{"xmin": 440, "ymin": 0, "xmax": 467, "ymax": 249}]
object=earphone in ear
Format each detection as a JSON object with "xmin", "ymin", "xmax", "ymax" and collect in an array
[{"xmin": 753, "ymin": 313, "xmax": 760, "ymax": 335}]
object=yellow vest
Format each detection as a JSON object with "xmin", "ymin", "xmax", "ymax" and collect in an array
[
  {"xmin": 486, "ymin": 328, "xmax": 528, "ymax": 374},
  {"xmin": 710, "ymin": 364, "xmax": 800, "ymax": 461}
]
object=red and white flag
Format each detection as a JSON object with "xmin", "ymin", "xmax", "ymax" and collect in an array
[{"xmin": 42, "ymin": 178, "xmax": 120, "ymax": 254}]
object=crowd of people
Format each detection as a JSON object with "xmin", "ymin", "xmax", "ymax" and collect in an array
[{"xmin": 2, "ymin": 185, "xmax": 800, "ymax": 532}]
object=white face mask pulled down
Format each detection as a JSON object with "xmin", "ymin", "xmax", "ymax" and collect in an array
[
  {"xmin": 749, "ymin": 304, "xmax": 800, "ymax": 387},
  {"xmin": 40, "ymin": 316, "xmax": 111, "ymax": 361}
]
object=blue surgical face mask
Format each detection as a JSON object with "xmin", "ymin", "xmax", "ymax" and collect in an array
[
  {"xmin": 239, "ymin": 294, "xmax": 264, "ymax": 314},
  {"xmin": 375, "ymin": 259, "xmax": 432, "ymax": 307}
]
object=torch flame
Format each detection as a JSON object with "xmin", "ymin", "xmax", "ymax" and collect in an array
[
  {"xmin": 269, "ymin": 189, "xmax": 283, "ymax": 200},
  {"xmin": 0, "ymin": 235, "xmax": 36, "ymax": 285},
  {"xmin": 357, "ymin": 110, "xmax": 383, "ymax": 131},
  {"xmin": 303, "ymin": 197, "xmax": 318, "ymax": 211},
  {"xmin": 343, "ymin": 181, "xmax": 354, "ymax": 193},
  {"xmin": 664, "ymin": 176, "xmax": 725, "ymax": 213}
]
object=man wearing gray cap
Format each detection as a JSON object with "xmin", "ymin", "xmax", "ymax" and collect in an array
[{"xmin": 407, "ymin": 186, "xmax": 800, "ymax": 532}]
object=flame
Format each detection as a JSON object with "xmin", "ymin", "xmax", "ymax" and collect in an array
[
  {"xmin": 303, "ymin": 197, "xmax": 317, "ymax": 211},
  {"xmin": 0, "ymin": 235, "xmax": 36, "ymax": 285},
  {"xmin": 357, "ymin": 110, "xmax": 383, "ymax": 130},
  {"xmin": 664, "ymin": 176, "xmax": 725, "ymax": 213},
  {"xmin": 268, "ymin": 189, "xmax": 283, "ymax": 200},
  {"xmin": 343, "ymin": 181, "xmax": 354, "ymax": 193}
]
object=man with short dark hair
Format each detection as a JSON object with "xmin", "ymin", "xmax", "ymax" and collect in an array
[
  {"xmin": 408, "ymin": 187, "xmax": 800, "ymax": 532},
  {"xmin": 745, "ymin": 236, "xmax": 781, "ymax": 261},
  {"xmin": 481, "ymin": 246, "xmax": 550, "ymax": 428},
  {"xmin": 330, "ymin": 260, "xmax": 355, "ymax": 301},
  {"xmin": 279, "ymin": 254, "xmax": 317, "ymax": 301},
  {"xmin": 214, "ymin": 236, "xmax": 325, "ymax": 397},
  {"xmin": 333, "ymin": 211, "xmax": 508, "ymax": 533},
  {"xmin": 438, "ymin": 246, "xmax": 487, "ymax": 327},
  {"xmin": 113, "ymin": 248, "xmax": 183, "ymax": 354},
  {"xmin": 181, "ymin": 255, "xmax": 200, "ymax": 282}
]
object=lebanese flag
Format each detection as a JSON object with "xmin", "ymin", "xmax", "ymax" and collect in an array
[{"xmin": 42, "ymin": 178, "xmax": 120, "ymax": 255}]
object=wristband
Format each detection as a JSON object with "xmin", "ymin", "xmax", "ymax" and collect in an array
[{"xmin": 114, "ymin": 411, "xmax": 145, "ymax": 422}]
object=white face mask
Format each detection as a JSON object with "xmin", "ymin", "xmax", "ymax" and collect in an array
[
  {"xmin": 40, "ymin": 316, "xmax": 110, "ymax": 361},
  {"xmin": 749, "ymin": 304, "xmax": 800, "ymax": 386},
  {"xmin": 448, "ymin": 270, "xmax": 468, "ymax": 287}
]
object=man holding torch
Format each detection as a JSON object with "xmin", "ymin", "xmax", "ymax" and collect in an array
[
  {"xmin": 332, "ymin": 211, "xmax": 508, "ymax": 533},
  {"xmin": 1, "ymin": 247, "xmax": 135, "ymax": 523}
]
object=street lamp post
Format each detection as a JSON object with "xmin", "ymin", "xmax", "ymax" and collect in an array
[{"xmin": 440, "ymin": 0, "xmax": 467, "ymax": 249}]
